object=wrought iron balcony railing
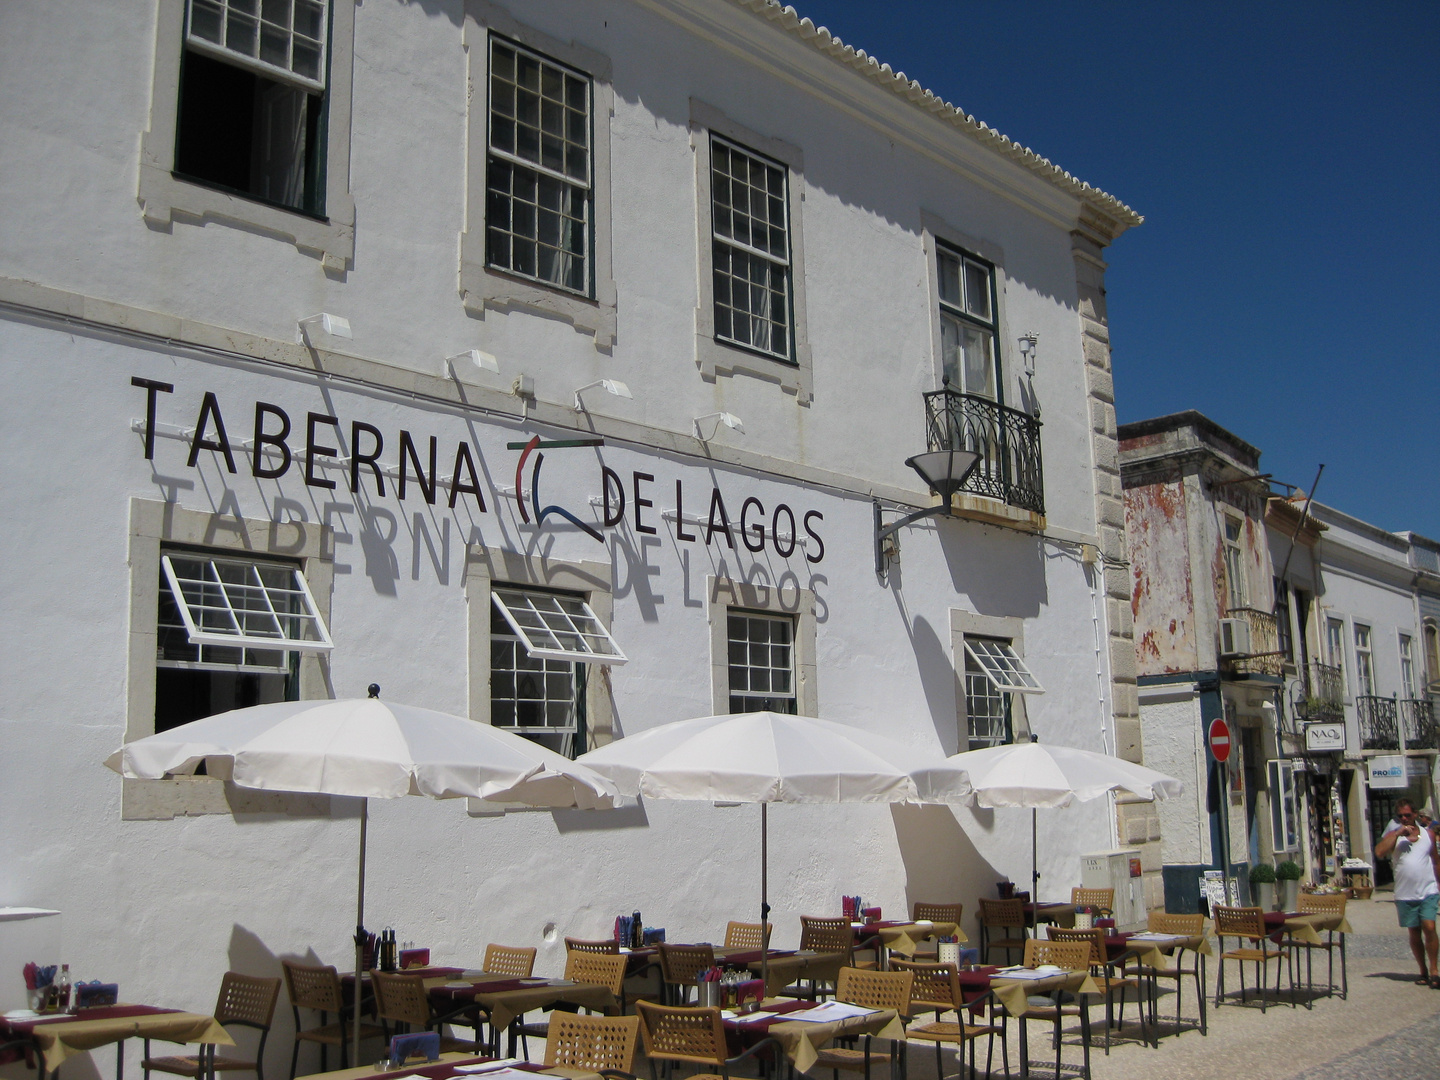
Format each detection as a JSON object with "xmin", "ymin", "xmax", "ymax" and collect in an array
[
  {"xmin": 1297, "ymin": 662, "xmax": 1345, "ymax": 719},
  {"xmin": 1223, "ymin": 607, "xmax": 1284, "ymax": 677},
  {"xmin": 1358, "ymin": 696, "xmax": 1400, "ymax": 751},
  {"xmin": 1402, "ymin": 697, "xmax": 1437, "ymax": 750},
  {"xmin": 923, "ymin": 388, "xmax": 1044, "ymax": 515}
]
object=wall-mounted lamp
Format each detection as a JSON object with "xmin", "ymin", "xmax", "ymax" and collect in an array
[
  {"xmin": 873, "ymin": 448, "xmax": 981, "ymax": 580},
  {"xmin": 446, "ymin": 348, "xmax": 499, "ymax": 378},
  {"xmin": 693, "ymin": 412, "xmax": 744, "ymax": 440},
  {"xmin": 1018, "ymin": 333, "xmax": 1038, "ymax": 377},
  {"xmin": 298, "ymin": 313, "xmax": 352, "ymax": 345},
  {"xmin": 573, "ymin": 379, "xmax": 632, "ymax": 411}
]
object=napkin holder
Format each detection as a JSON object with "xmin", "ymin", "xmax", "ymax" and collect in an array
[
  {"xmin": 735, "ymin": 978, "xmax": 765, "ymax": 1011},
  {"xmin": 75, "ymin": 983, "xmax": 118, "ymax": 1009},
  {"xmin": 389, "ymin": 1032, "xmax": 440, "ymax": 1063},
  {"xmin": 642, "ymin": 928, "xmax": 666, "ymax": 945},
  {"xmin": 399, "ymin": 948, "xmax": 430, "ymax": 969},
  {"xmin": 861, "ymin": 906, "xmax": 881, "ymax": 923}
]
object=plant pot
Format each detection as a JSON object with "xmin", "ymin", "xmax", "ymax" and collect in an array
[
  {"xmin": 1253, "ymin": 881, "xmax": 1276, "ymax": 911},
  {"xmin": 1279, "ymin": 880, "xmax": 1299, "ymax": 911}
]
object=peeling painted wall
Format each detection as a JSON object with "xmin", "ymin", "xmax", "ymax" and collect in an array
[{"xmin": 1126, "ymin": 474, "xmax": 1198, "ymax": 674}]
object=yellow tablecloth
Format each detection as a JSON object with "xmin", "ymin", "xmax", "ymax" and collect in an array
[
  {"xmin": 865, "ymin": 921, "xmax": 966, "ymax": 953},
  {"xmin": 990, "ymin": 971, "xmax": 1101, "ymax": 1019},
  {"xmin": 748, "ymin": 1001, "xmax": 904, "ymax": 1074},
  {"xmin": 19, "ymin": 1008, "xmax": 232, "ymax": 1074},
  {"xmin": 744, "ymin": 951, "xmax": 849, "ymax": 998},
  {"xmin": 298, "ymin": 1052, "xmax": 600, "ymax": 1080},
  {"xmin": 1282, "ymin": 913, "xmax": 1352, "ymax": 945},
  {"xmin": 429, "ymin": 977, "xmax": 615, "ymax": 1033}
]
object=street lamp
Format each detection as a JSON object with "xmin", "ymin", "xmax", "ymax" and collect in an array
[{"xmin": 873, "ymin": 448, "xmax": 981, "ymax": 580}]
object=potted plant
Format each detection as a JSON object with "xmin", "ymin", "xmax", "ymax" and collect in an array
[
  {"xmin": 1249, "ymin": 861, "xmax": 1277, "ymax": 910},
  {"xmin": 1276, "ymin": 860, "xmax": 1304, "ymax": 910}
]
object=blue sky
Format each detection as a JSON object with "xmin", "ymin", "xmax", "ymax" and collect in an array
[{"xmin": 793, "ymin": 1, "xmax": 1440, "ymax": 538}]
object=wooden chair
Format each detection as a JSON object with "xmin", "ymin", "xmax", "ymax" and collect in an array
[
  {"xmin": 1045, "ymin": 926, "xmax": 1149, "ymax": 1051},
  {"xmin": 1070, "ymin": 888, "xmax": 1115, "ymax": 916},
  {"xmin": 1011, "ymin": 939, "xmax": 1094, "ymax": 1080},
  {"xmin": 891, "ymin": 959, "xmax": 1006, "ymax": 1080},
  {"xmin": 484, "ymin": 944, "xmax": 537, "ymax": 977},
  {"xmin": 515, "ymin": 950, "xmax": 630, "ymax": 1050},
  {"xmin": 657, "ymin": 943, "xmax": 715, "ymax": 1006},
  {"xmin": 723, "ymin": 921, "xmax": 772, "ymax": 951},
  {"xmin": 143, "ymin": 972, "xmax": 281, "ymax": 1080},
  {"xmin": 812, "ymin": 968, "xmax": 913, "ymax": 1080},
  {"xmin": 280, "ymin": 961, "xmax": 383, "ymax": 1079},
  {"xmin": 795, "ymin": 915, "xmax": 858, "ymax": 999},
  {"xmin": 1287, "ymin": 893, "xmax": 1348, "ymax": 1000},
  {"xmin": 976, "ymin": 898, "xmax": 1027, "ymax": 967},
  {"xmin": 566, "ymin": 937, "xmax": 621, "ymax": 954},
  {"xmin": 635, "ymin": 1001, "xmax": 779, "ymax": 1080},
  {"xmin": 906, "ymin": 903, "xmax": 963, "ymax": 961},
  {"xmin": 1213, "ymin": 905, "xmax": 1290, "ymax": 1012},
  {"xmin": 1125, "ymin": 912, "xmax": 1206, "ymax": 1037},
  {"xmin": 370, "ymin": 970, "xmax": 484, "ymax": 1054},
  {"xmin": 542, "ymin": 1012, "xmax": 640, "ymax": 1078}
]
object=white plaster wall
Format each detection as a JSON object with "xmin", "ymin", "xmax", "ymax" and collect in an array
[{"xmin": 1139, "ymin": 692, "xmax": 1209, "ymax": 865}]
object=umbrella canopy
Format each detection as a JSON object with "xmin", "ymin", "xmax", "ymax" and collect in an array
[
  {"xmin": 577, "ymin": 711, "xmax": 971, "ymax": 987},
  {"xmin": 107, "ymin": 689, "xmax": 619, "ymax": 1064},
  {"xmin": 946, "ymin": 739, "xmax": 1182, "ymax": 903}
]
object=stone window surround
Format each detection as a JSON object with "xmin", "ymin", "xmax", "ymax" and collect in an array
[
  {"xmin": 123, "ymin": 497, "xmax": 334, "ymax": 819},
  {"xmin": 707, "ymin": 575, "xmax": 817, "ymax": 717},
  {"xmin": 691, "ymin": 98, "xmax": 813, "ymax": 404},
  {"xmin": 460, "ymin": 1, "xmax": 617, "ymax": 348},
  {"xmin": 950, "ymin": 609, "xmax": 1029, "ymax": 751},
  {"xmin": 920, "ymin": 211, "xmax": 1013, "ymax": 407},
  {"xmin": 137, "ymin": 0, "xmax": 358, "ymax": 272},
  {"xmin": 463, "ymin": 544, "xmax": 615, "ymax": 747}
]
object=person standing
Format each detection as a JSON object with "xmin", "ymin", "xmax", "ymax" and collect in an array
[{"xmin": 1374, "ymin": 797, "xmax": 1440, "ymax": 986}]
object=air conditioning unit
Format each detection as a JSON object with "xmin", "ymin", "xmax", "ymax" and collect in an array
[
  {"xmin": 1219, "ymin": 618, "xmax": 1252, "ymax": 657},
  {"xmin": 1080, "ymin": 849, "xmax": 1146, "ymax": 927}
]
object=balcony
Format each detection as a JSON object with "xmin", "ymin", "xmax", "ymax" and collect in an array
[
  {"xmin": 1358, "ymin": 696, "xmax": 1438, "ymax": 751},
  {"xmin": 1221, "ymin": 607, "xmax": 1284, "ymax": 677},
  {"xmin": 1402, "ymin": 698, "xmax": 1437, "ymax": 750},
  {"xmin": 1297, "ymin": 662, "xmax": 1345, "ymax": 720},
  {"xmin": 923, "ymin": 388, "xmax": 1044, "ymax": 515}
]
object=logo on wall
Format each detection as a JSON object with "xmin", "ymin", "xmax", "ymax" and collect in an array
[{"xmin": 511, "ymin": 434, "xmax": 605, "ymax": 542}]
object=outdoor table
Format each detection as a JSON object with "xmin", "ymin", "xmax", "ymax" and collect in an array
[
  {"xmin": 721, "ymin": 997, "xmax": 903, "ymax": 1075},
  {"xmin": 1121, "ymin": 931, "xmax": 1212, "ymax": 1038},
  {"xmin": 1272, "ymin": 911, "xmax": 1353, "ymax": 1000},
  {"xmin": 298, "ymin": 1051, "xmax": 601, "ymax": 1080},
  {"xmin": 985, "ymin": 967, "xmax": 1101, "ymax": 1079},
  {"xmin": 852, "ymin": 920, "xmax": 966, "ymax": 966},
  {"xmin": 0, "ymin": 1005, "xmax": 232, "ymax": 1080},
  {"xmin": 1023, "ymin": 903, "xmax": 1074, "ymax": 931},
  {"xmin": 731, "ymin": 949, "xmax": 849, "ymax": 998},
  {"xmin": 429, "ymin": 974, "xmax": 615, "ymax": 1055}
]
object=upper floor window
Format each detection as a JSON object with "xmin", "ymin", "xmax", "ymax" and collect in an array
[
  {"xmin": 1354, "ymin": 623, "xmax": 1374, "ymax": 697},
  {"xmin": 710, "ymin": 137, "xmax": 793, "ymax": 363},
  {"xmin": 1274, "ymin": 578, "xmax": 1294, "ymax": 661},
  {"xmin": 727, "ymin": 611, "xmax": 796, "ymax": 714},
  {"xmin": 1400, "ymin": 633, "xmax": 1416, "ymax": 698},
  {"xmin": 177, "ymin": 0, "xmax": 331, "ymax": 216},
  {"xmin": 486, "ymin": 36, "xmax": 592, "ymax": 297},
  {"xmin": 1326, "ymin": 616, "xmax": 1346, "ymax": 689},
  {"xmin": 937, "ymin": 245, "xmax": 998, "ymax": 399},
  {"xmin": 1426, "ymin": 621, "xmax": 1440, "ymax": 690},
  {"xmin": 1222, "ymin": 515, "xmax": 1247, "ymax": 608}
]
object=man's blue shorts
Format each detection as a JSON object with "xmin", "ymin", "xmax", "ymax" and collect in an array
[{"xmin": 1396, "ymin": 895, "xmax": 1439, "ymax": 927}]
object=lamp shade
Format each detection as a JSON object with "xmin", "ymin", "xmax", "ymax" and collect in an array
[{"xmin": 905, "ymin": 449, "xmax": 980, "ymax": 502}]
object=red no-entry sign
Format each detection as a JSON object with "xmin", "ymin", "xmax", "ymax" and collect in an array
[{"xmin": 1209, "ymin": 718, "xmax": 1232, "ymax": 763}]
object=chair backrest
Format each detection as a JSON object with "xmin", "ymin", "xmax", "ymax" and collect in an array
[
  {"xmin": 563, "ymin": 950, "xmax": 628, "ymax": 996},
  {"xmin": 834, "ymin": 967, "xmax": 913, "ymax": 1014},
  {"xmin": 799, "ymin": 915, "xmax": 854, "ymax": 955},
  {"xmin": 634, "ymin": 1001, "xmax": 726, "ymax": 1067},
  {"xmin": 1298, "ymin": 892, "xmax": 1346, "ymax": 916},
  {"xmin": 483, "ymin": 944, "xmax": 537, "ymax": 977},
  {"xmin": 1022, "ymin": 938, "xmax": 1090, "ymax": 972},
  {"xmin": 542, "ymin": 1012, "xmax": 640, "ymax": 1073},
  {"xmin": 656, "ymin": 943, "xmax": 715, "ymax": 986},
  {"xmin": 912, "ymin": 902, "xmax": 963, "ymax": 926},
  {"xmin": 724, "ymin": 921, "xmax": 772, "ymax": 950},
  {"xmin": 1071, "ymin": 887, "xmax": 1115, "ymax": 913},
  {"xmin": 1045, "ymin": 926, "xmax": 1106, "ymax": 968},
  {"xmin": 215, "ymin": 972, "xmax": 282, "ymax": 1030},
  {"xmin": 1212, "ymin": 904, "xmax": 1266, "ymax": 940},
  {"xmin": 281, "ymin": 961, "xmax": 343, "ymax": 1014},
  {"xmin": 889, "ymin": 960, "xmax": 958, "ymax": 1012},
  {"xmin": 565, "ymin": 937, "xmax": 620, "ymax": 954},
  {"xmin": 370, "ymin": 971, "xmax": 430, "ymax": 1028},
  {"xmin": 977, "ymin": 897, "xmax": 1025, "ymax": 928},
  {"xmin": 1148, "ymin": 911, "xmax": 1204, "ymax": 936}
]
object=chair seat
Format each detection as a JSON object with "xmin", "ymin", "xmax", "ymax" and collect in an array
[
  {"xmin": 143, "ymin": 1056, "xmax": 259, "ymax": 1077},
  {"xmin": 296, "ymin": 1021, "xmax": 385, "ymax": 1046},
  {"xmin": 813, "ymin": 1047, "xmax": 893, "ymax": 1073},
  {"xmin": 907, "ymin": 1020, "xmax": 1002, "ymax": 1043},
  {"xmin": 1221, "ymin": 947, "xmax": 1282, "ymax": 962}
]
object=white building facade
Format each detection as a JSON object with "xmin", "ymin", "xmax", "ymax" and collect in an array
[{"xmin": 0, "ymin": 0, "xmax": 1141, "ymax": 1070}]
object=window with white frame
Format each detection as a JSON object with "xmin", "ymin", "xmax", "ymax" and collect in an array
[
  {"xmin": 485, "ymin": 35, "xmax": 593, "ymax": 296},
  {"xmin": 1222, "ymin": 515, "xmax": 1248, "ymax": 609},
  {"xmin": 1400, "ymin": 633, "xmax": 1416, "ymax": 698},
  {"xmin": 962, "ymin": 637, "xmax": 1042, "ymax": 750},
  {"xmin": 1426, "ymin": 621, "xmax": 1440, "ymax": 690},
  {"xmin": 727, "ymin": 611, "xmax": 796, "ymax": 714},
  {"xmin": 1274, "ymin": 578, "xmax": 1294, "ymax": 662},
  {"xmin": 1267, "ymin": 758, "xmax": 1300, "ymax": 852},
  {"xmin": 937, "ymin": 244, "xmax": 998, "ymax": 399},
  {"xmin": 155, "ymin": 550, "xmax": 331, "ymax": 732},
  {"xmin": 709, "ymin": 136, "xmax": 794, "ymax": 363},
  {"xmin": 1354, "ymin": 623, "xmax": 1374, "ymax": 697},
  {"xmin": 175, "ymin": 0, "xmax": 331, "ymax": 216}
]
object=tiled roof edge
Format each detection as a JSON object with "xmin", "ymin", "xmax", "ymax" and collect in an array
[{"xmin": 734, "ymin": 0, "xmax": 1144, "ymax": 234}]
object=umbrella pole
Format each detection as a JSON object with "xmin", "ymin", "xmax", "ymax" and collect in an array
[
  {"xmin": 1031, "ymin": 807, "xmax": 1038, "ymax": 904},
  {"xmin": 760, "ymin": 802, "xmax": 770, "ymax": 998},
  {"xmin": 353, "ymin": 797, "xmax": 368, "ymax": 1069}
]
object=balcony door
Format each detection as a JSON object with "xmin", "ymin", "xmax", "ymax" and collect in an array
[{"xmin": 937, "ymin": 246, "xmax": 999, "ymax": 401}]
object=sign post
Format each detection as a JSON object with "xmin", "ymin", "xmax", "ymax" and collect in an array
[{"xmin": 1209, "ymin": 717, "xmax": 1233, "ymax": 902}]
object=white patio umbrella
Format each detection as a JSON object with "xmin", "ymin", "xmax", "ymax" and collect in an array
[
  {"xmin": 576, "ymin": 711, "xmax": 972, "ymax": 990},
  {"xmin": 947, "ymin": 737, "xmax": 1182, "ymax": 906},
  {"xmin": 106, "ymin": 685, "xmax": 620, "ymax": 1065}
]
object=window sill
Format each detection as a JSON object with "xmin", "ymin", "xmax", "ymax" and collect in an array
[
  {"xmin": 459, "ymin": 260, "xmax": 617, "ymax": 348},
  {"xmin": 695, "ymin": 331, "xmax": 813, "ymax": 404}
]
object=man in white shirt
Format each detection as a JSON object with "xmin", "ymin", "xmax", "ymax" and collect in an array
[{"xmin": 1374, "ymin": 798, "xmax": 1440, "ymax": 987}]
